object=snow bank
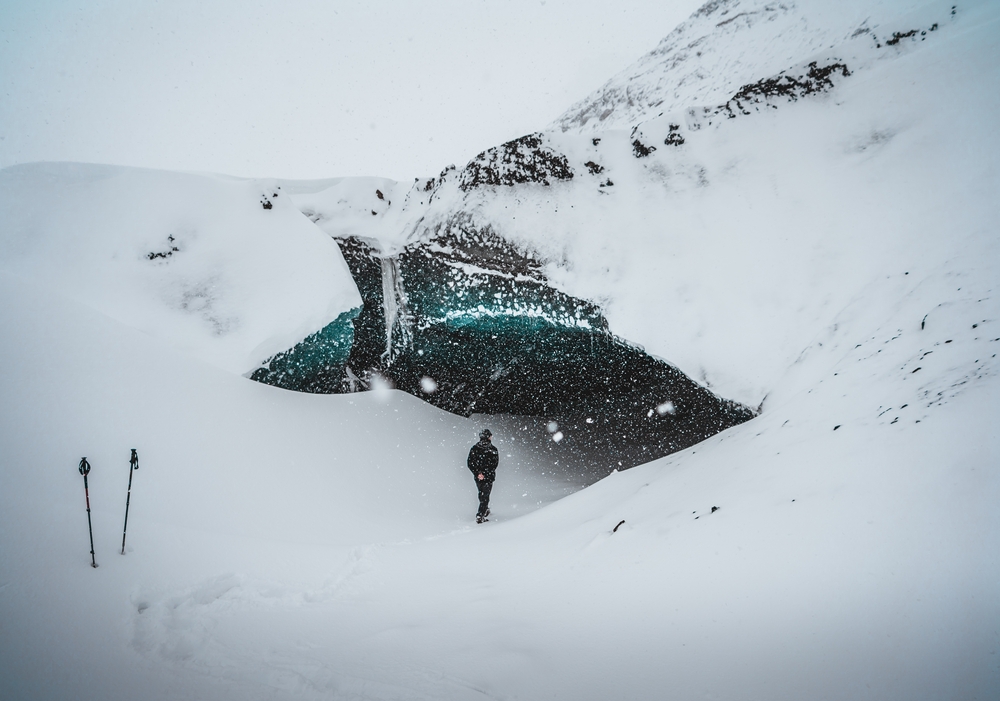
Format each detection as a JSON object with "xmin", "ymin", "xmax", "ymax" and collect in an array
[
  {"xmin": 288, "ymin": 175, "xmax": 424, "ymax": 252},
  {"xmin": 0, "ymin": 163, "xmax": 361, "ymax": 373}
]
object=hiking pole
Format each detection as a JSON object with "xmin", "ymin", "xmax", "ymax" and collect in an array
[
  {"xmin": 78, "ymin": 457, "xmax": 98, "ymax": 568},
  {"xmin": 121, "ymin": 448, "xmax": 138, "ymax": 555}
]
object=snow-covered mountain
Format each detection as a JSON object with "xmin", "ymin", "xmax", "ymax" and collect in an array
[
  {"xmin": 0, "ymin": 0, "xmax": 997, "ymax": 699},
  {"xmin": 550, "ymin": 0, "xmax": 949, "ymax": 134}
]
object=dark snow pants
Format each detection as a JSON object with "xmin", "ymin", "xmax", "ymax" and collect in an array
[{"xmin": 476, "ymin": 479, "xmax": 493, "ymax": 518}]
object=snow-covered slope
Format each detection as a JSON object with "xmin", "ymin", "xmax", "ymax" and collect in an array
[
  {"xmin": 0, "ymin": 268, "xmax": 595, "ymax": 699},
  {"xmin": 0, "ymin": 0, "xmax": 998, "ymax": 699},
  {"xmin": 0, "ymin": 163, "xmax": 360, "ymax": 373}
]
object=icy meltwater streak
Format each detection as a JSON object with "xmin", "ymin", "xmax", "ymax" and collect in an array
[
  {"xmin": 441, "ymin": 305, "xmax": 595, "ymax": 331},
  {"xmin": 380, "ymin": 255, "xmax": 413, "ymax": 362}
]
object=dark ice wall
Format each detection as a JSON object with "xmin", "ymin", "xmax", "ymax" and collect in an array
[{"xmin": 250, "ymin": 308, "xmax": 359, "ymax": 393}]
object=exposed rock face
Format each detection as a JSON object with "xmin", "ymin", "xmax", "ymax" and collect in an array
[
  {"xmin": 716, "ymin": 61, "xmax": 851, "ymax": 117},
  {"xmin": 625, "ymin": 57, "xmax": 853, "ymax": 151},
  {"xmin": 459, "ymin": 133, "xmax": 574, "ymax": 190}
]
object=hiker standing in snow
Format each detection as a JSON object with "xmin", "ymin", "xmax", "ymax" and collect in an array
[{"xmin": 468, "ymin": 429, "xmax": 499, "ymax": 524}]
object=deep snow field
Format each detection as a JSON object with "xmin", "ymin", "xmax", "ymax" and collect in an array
[{"xmin": 1, "ymin": 0, "xmax": 998, "ymax": 699}]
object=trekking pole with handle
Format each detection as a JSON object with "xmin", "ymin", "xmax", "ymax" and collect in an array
[
  {"xmin": 78, "ymin": 457, "xmax": 98, "ymax": 568},
  {"xmin": 121, "ymin": 449, "xmax": 138, "ymax": 555}
]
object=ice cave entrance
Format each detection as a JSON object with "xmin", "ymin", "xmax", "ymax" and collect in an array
[{"xmin": 252, "ymin": 225, "xmax": 754, "ymax": 476}]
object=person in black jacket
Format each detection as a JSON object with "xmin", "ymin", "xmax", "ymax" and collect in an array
[{"xmin": 468, "ymin": 429, "xmax": 499, "ymax": 523}]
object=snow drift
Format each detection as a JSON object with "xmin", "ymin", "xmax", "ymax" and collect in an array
[{"xmin": 0, "ymin": 163, "xmax": 360, "ymax": 373}]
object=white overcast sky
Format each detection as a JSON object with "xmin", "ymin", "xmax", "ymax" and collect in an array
[{"xmin": 1, "ymin": 0, "xmax": 702, "ymax": 180}]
